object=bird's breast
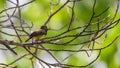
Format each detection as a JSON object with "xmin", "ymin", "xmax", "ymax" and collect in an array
[{"xmin": 32, "ymin": 35, "xmax": 45, "ymax": 41}]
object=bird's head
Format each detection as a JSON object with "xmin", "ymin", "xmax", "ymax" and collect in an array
[{"xmin": 40, "ymin": 26, "xmax": 48, "ymax": 31}]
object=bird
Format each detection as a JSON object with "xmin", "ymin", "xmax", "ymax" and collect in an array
[{"xmin": 25, "ymin": 26, "xmax": 48, "ymax": 42}]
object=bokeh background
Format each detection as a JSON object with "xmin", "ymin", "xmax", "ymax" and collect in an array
[{"xmin": 0, "ymin": 0, "xmax": 120, "ymax": 68}]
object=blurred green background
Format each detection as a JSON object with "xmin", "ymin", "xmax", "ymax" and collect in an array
[{"xmin": 0, "ymin": 0, "xmax": 120, "ymax": 68}]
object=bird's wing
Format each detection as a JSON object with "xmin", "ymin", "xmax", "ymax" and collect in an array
[
  {"xmin": 29, "ymin": 30, "xmax": 44, "ymax": 37},
  {"xmin": 25, "ymin": 29, "xmax": 46, "ymax": 42}
]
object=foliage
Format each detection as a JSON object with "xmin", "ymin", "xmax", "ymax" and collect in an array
[{"xmin": 0, "ymin": 0, "xmax": 120, "ymax": 68}]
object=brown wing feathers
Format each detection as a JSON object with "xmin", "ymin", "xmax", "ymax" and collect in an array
[{"xmin": 25, "ymin": 26, "xmax": 47, "ymax": 42}]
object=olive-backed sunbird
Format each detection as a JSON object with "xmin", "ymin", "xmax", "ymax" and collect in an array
[{"xmin": 25, "ymin": 26, "xmax": 48, "ymax": 42}]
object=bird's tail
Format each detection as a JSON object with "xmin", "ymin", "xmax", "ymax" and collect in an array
[{"xmin": 25, "ymin": 37, "xmax": 32, "ymax": 42}]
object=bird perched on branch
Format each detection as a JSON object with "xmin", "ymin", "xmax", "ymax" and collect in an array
[{"xmin": 25, "ymin": 26, "xmax": 48, "ymax": 42}]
